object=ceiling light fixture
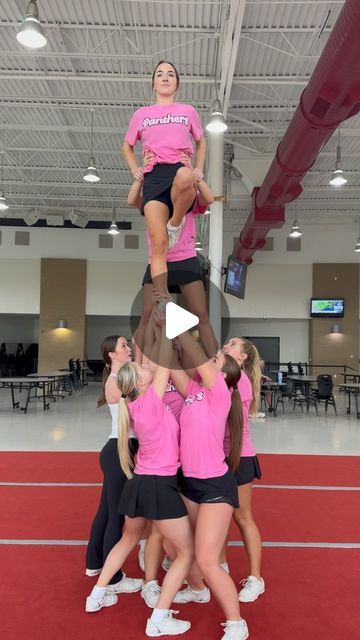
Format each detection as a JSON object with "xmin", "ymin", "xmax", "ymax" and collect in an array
[
  {"xmin": 289, "ymin": 219, "xmax": 302, "ymax": 238},
  {"xmin": 16, "ymin": 1, "xmax": 47, "ymax": 49},
  {"xmin": 206, "ymin": 99, "xmax": 228, "ymax": 134},
  {"xmin": 329, "ymin": 129, "xmax": 347, "ymax": 187},
  {"xmin": 83, "ymin": 110, "xmax": 100, "ymax": 183},
  {"xmin": 108, "ymin": 193, "xmax": 120, "ymax": 235},
  {"xmin": 195, "ymin": 235, "xmax": 203, "ymax": 251},
  {"xmin": 0, "ymin": 152, "xmax": 8, "ymax": 212}
]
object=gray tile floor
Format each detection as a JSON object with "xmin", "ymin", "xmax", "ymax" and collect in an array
[{"xmin": 1, "ymin": 382, "xmax": 360, "ymax": 455}]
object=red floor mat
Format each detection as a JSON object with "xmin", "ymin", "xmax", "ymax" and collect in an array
[
  {"xmin": 1, "ymin": 452, "xmax": 359, "ymax": 486},
  {"xmin": 1, "ymin": 486, "xmax": 360, "ymax": 543},
  {"xmin": 1, "ymin": 545, "xmax": 359, "ymax": 640}
]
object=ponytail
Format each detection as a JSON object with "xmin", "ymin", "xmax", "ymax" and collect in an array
[
  {"xmin": 118, "ymin": 398, "xmax": 134, "ymax": 479},
  {"xmin": 96, "ymin": 335, "xmax": 122, "ymax": 408},
  {"xmin": 227, "ymin": 388, "xmax": 244, "ymax": 471},
  {"xmin": 239, "ymin": 338, "xmax": 262, "ymax": 415}
]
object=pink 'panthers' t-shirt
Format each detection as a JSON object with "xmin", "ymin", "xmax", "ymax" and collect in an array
[
  {"xmin": 128, "ymin": 384, "xmax": 180, "ymax": 476},
  {"xmin": 125, "ymin": 103, "xmax": 203, "ymax": 173},
  {"xmin": 164, "ymin": 380, "xmax": 184, "ymax": 424},
  {"xmin": 224, "ymin": 370, "xmax": 256, "ymax": 458},
  {"xmin": 180, "ymin": 373, "xmax": 231, "ymax": 478},
  {"xmin": 146, "ymin": 198, "xmax": 206, "ymax": 263}
]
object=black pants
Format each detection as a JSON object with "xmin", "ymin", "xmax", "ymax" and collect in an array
[{"xmin": 85, "ymin": 438, "xmax": 138, "ymax": 584}]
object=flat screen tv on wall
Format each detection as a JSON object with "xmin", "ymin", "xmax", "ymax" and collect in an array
[
  {"xmin": 224, "ymin": 256, "xmax": 247, "ymax": 300},
  {"xmin": 310, "ymin": 298, "xmax": 344, "ymax": 318}
]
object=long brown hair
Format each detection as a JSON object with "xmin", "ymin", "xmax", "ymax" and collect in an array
[
  {"xmin": 117, "ymin": 363, "xmax": 139, "ymax": 479},
  {"xmin": 97, "ymin": 335, "xmax": 122, "ymax": 408},
  {"xmin": 222, "ymin": 354, "xmax": 243, "ymax": 471},
  {"xmin": 152, "ymin": 60, "xmax": 180, "ymax": 89},
  {"xmin": 239, "ymin": 338, "xmax": 262, "ymax": 415}
]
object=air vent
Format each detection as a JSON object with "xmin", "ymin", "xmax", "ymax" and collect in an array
[
  {"xmin": 15, "ymin": 231, "xmax": 30, "ymax": 246},
  {"xmin": 99, "ymin": 234, "xmax": 113, "ymax": 249},
  {"xmin": 124, "ymin": 234, "xmax": 139, "ymax": 249},
  {"xmin": 286, "ymin": 237, "xmax": 301, "ymax": 251}
]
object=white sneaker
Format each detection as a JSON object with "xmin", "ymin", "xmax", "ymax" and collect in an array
[
  {"xmin": 173, "ymin": 585, "xmax": 210, "ymax": 604},
  {"xmin": 167, "ymin": 219, "xmax": 185, "ymax": 249},
  {"xmin": 85, "ymin": 592, "xmax": 118, "ymax": 613},
  {"xmin": 141, "ymin": 580, "xmax": 161, "ymax": 608},
  {"xmin": 221, "ymin": 620, "xmax": 249, "ymax": 640},
  {"xmin": 85, "ymin": 568, "xmax": 102, "ymax": 577},
  {"xmin": 162, "ymin": 556, "xmax": 172, "ymax": 572},
  {"xmin": 106, "ymin": 572, "xmax": 144, "ymax": 594},
  {"xmin": 138, "ymin": 545, "xmax": 145, "ymax": 572},
  {"xmin": 238, "ymin": 575, "xmax": 265, "ymax": 602},
  {"xmin": 146, "ymin": 611, "xmax": 191, "ymax": 637},
  {"xmin": 220, "ymin": 561, "xmax": 230, "ymax": 574}
]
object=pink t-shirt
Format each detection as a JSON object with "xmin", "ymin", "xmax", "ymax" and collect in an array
[
  {"xmin": 125, "ymin": 102, "xmax": 203, "ymax": 173},
  {"xmin": 180, "ymin": 373, "xmax": 231, "ymax": 479},
  {"xmin": 164, "ymin": 380, "xmax": 184, "ymax": 424},
  {"xmin": 128, "ymin": 384, "xmax": 180, "ymax": 476},
  {"xmin": 224, "ymin": 370, "xmax": 256, "ymax": 459},
  {"xmin": 146, "ymin": 198, "xmax": 206, "ymax": 263}
]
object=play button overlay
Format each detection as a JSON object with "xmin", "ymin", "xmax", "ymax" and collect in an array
[
  {"xmin": 129, "ymin": 266, "xmax": 231, "ymax": 369},
  {"xmin": 165, "ymin": 302, "xmax": 199, "ymax": 339}
]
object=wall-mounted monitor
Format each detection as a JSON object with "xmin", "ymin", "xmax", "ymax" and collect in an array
[
  {"xmin": 310, "ymin": 298, "xmax": 344, "ymax": 318},
  {"xmin": 224, "ymin": 256, "xmax": 247, "ymax": 300}
]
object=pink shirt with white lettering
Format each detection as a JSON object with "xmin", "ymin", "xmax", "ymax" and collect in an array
[
  {"xmin": 224, "ymin": 370, "xmax": 256, "ymax": 458},
  {"xmin": 128, "ymin": 384, "xmax": 180, "ymax": 476},
  {"xmin": 125, "ymin": 103, "xmax": 203, "ymax": 173},
  {"xmin": 146, "ymin": 198, "xmax": 206, "ymax": 263},
  {"xmin": 164, "ymin": 380, "xmax": 184, "ymax": 424},
  {"xmin": 180, "ymin": 373, "xmax": 231, "ymax": 478}
]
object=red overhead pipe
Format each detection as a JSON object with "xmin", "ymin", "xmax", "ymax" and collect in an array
[{"xmin": 234, "ymin": 0, "xmax": 360, "ymax": 265}]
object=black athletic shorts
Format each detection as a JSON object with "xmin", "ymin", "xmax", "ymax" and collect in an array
[{"xmin": 180, "ymin": 469, "xmax": 239, "ymax": 508}]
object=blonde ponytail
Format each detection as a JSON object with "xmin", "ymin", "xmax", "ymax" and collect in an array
[
  {"xmin": 116, "ymin": 363, "xmax": 139, "ymax": 479},
  {"xmin": 239, "ymin": 338, "xmax": 262, "ymax": 415}
]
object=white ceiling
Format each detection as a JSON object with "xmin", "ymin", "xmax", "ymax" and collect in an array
[{"xmin": 1, "ymin": 0, "xmax": 358, "ymax": 233}]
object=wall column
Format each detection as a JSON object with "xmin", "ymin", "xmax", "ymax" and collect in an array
[
  {"xmin": 309, "ymin": 263, "xmax": 359, "ymax": 381},
  {"xmin": 38, "ymin": 258, "xmax": 86, "ymax": 372}
]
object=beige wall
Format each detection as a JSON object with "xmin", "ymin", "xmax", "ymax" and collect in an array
[
  {"xmin": 38, "ymin": 259, "xmax": 86, "ymax": 372},
  {"xmin": 309, "ymin": 264, "xmax": 359, "ymax": 382}
]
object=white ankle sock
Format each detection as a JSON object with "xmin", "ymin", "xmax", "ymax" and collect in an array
[
  {"xmin": 151, "ymin": 608, "xmax": 169, "ymax": 623},
  {"xmin": 167, "ymin": 221, "xmax": 182, "ymax": 231},
  {"xmin": 91, "ymin": 585, "xmax": 107, "ymax": 599}
]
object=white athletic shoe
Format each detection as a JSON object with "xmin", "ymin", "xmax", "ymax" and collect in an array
[
  {"xmin": 85, "ymin": 592, "xmax": 118, "ymax": 613},
  {"xmin": 138, "ymin": 545, "xmax": 145, "ymax": 572},
  {"xmin": 221, "ymin": 620, "xmax": 249, "ymax": 640},
  {"xmin": 85, "ymin": 568, "xmax": 102, "ymax": 577},
  {"xmin": 167, "ymin": 219, "xmax": 185, "ymax": 249},
  {"xmin": 220, "ymin": 561, "xmax": 230, "ymax": 574},
  {"xmin": 146, "ymin": 611, "xmax": 191, "ymax": 637},
  {"xmin": 106, "ymin": 573, "xmax": 144, "ymax": 594},
  {"xmin": 141, "ymin": 580, "xmax": 161, "ymax": 608},
  {"xmin": 173, "ymin": 585, "xmax": 210, "ymax": 604},
  {"xmin": 238, "ymin": 575, "xmax": 265, "ymax": 602},
  {"xmin": 162, "ymin": 556, "xmax": 172, "ymax": 572}
]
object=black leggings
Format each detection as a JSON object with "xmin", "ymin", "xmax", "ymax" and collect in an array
[{"xmin": 85, "ymin": 438, "xmax": 138, "ymax": 584}]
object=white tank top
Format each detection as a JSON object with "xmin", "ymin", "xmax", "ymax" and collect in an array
[{"xmin": 108, "ymin": 403, "xmax": 137, "ymax": 440}]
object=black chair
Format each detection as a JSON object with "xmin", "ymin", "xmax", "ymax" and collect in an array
[
  {"xmin": 275, "ymin": 380, "xmax": 295, "ymax": 413},
  {"xmin": 0, "ymin": 343, "xmax": 8, "ymax": 376},
  {"xmin": 287, "ymin": 362, "xmax": 294, "ymax": 375},
  {"xmin": 297, "ymin": 362, "xmax": 305, "ymax": 376},
  {"xmin": 311, "ymin": 374, "xmax": 337, "ymax": 414}
]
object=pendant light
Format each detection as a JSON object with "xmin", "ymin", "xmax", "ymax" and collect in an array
[
  {"xmin": 16, "ymin": 1, "xmax": 47, "ymax": 49},
  {"xmin": 289, "ymin": 219, "xmax": 302, "ymax": 238},
  {"xmin": 0, "ymin": 152, "xmax": 8, "ymax": 212},
  {"xmin": 83, "ymin": 110, "xmax": 100, "ymax": 183},
  {"xmin": 329, "ymin": 129, "xmax": 347, "ymax": 187},
  {"xmin": 108, "ymin": 193, "xmax": 119, "ymax": 235},
  {"xmin": 206, "ymin": 99, "xmax": 228, "ymax": 134}
]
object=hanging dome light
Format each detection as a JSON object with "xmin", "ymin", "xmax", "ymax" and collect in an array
[
  {"xmin": 83, "ymin": 110, "xmax": 100, "ymax": 183},
  {"xmin": 195, "ymin": 235, "xmax": 203, "ymax": 251},
  {"xmin": 329, "ymin": 129, "xmax": 347, "ymax": 187},
  {"xmin": 108, "ymin": 219, "xmax": 120, "ymax": 235},
  {"xmin": 354, "ymin": 238, "xmax": 360, "ymax": 253},
  {"xmin": 289, "ymin": 219, "xmax": 302, "ymax": 238},
  {"xmin": 16, "ymin": 1, "xmax": 47, "ymax": 49},
  {"xmin": 0, "ymin": 188, "xmax": 9, "ymax": 211},
  {"xmin": 206, "ymin": 99, "xmax": 228, "ymax": 134}
]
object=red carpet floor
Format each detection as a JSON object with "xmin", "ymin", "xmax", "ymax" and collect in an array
[
  {"xmin": 1, "ymin": 485, "xmax": 360, "ymax": 542},
  {"xmin": 2, "ymin": 545, "xmax": 359, "ymax": 640},
  {"xmin": 1, "ymin": 451, "xmax": 359, "ymax": 485}
]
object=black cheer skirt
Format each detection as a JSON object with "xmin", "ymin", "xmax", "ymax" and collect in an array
[
  {"xmin": 118, "ymin": 472, "xmax": 188, "ymax": 520},
  {"xmin": 143, "ymin": 162, "xmax": 184, "ymax": 206},
  {"xmin": 233, "ymin": 456, "xmax": 262, "ymax": 486}
]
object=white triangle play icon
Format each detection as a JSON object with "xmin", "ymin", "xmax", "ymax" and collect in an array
[{"xmin": 165, "ymin": 302, "xmax": 199, "ymax": 340}]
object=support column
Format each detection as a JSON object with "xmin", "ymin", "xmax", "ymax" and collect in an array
[
  {"xmin": 208, "ymin": 133, "xmax": 225, "ymax": 347},
  {"xmin": 38, "ymin": 258, "xmax": 86, "ymax": 372}
]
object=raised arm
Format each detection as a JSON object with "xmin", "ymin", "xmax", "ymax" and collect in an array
[
  {"xmin": 177, "ymin": 330, "xmax": 217, "ymax": 390},
  {"xmin": 152, "ymin": 323, "xmax": 172, "ymax": 400},
  {"xmin": 169, "ymin": 346, "xmax": 192, "ymax": 397}
]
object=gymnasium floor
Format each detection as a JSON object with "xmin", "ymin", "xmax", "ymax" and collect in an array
[{"xmin": 1, "ymin": 383, "xmax": 359, "ymax": 640}]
